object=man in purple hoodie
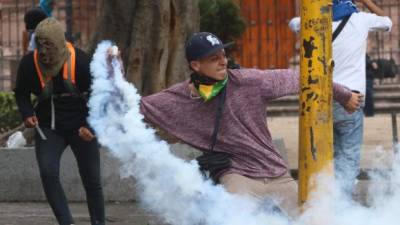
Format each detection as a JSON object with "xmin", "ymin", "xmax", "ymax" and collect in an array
[{"xmin": 140, "ymin": 32, "xmax": 361, "ymax": 217}]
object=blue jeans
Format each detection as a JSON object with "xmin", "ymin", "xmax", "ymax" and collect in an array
[
  {"xmin": 333, "ymin": 101, "xmax": 364, "ymax": 196},
  {"xmin": 35, "ymin": 127, "xmax": 105, "ymax": 225}
]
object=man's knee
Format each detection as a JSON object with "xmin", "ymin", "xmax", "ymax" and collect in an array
[
  {"xmin": 219, "ymin": 174, "xmax": 250, "ymax": 194},
  {"xmin": 81, "ymin": 175, "xmax": 102, "ymax": 190}
]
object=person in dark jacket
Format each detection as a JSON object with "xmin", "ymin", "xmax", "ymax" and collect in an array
[
  {"xmin": 14, "ymin": 18, "xmax": 105, "ymax": 225},
  {"xmin": 364, "ymin": 54, "xmax": 377, "ymax": 116}
]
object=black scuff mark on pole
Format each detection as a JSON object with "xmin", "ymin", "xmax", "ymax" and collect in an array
[
  {"xmin": 303, "ymin": 36, "xmax": 317, "ymax": 59},
  {"xmin": 320, "ymin": 5, "xmax": 330, "ymax": 14},
  {"xmin": 308, "ymin": 74, "xmax": 319, "ymax": 84},
  {"xmin": 310, "ymin": 126, "xmax": 317, "ymax": 161},
  {"xmin": 318, "ymin": 31, "xmax": 328, "ymax": 75}
]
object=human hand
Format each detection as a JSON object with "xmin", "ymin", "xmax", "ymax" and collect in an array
[
  {"xmin": 107, "ymin": 45, "xmax": 119, "ymax": 57},
  {"xmin": 344, "ymin": 91, "xmax": 363, "ymax": 113},
  {"xmin": 288, "ymin": 17, "xmax": 301, "ymax": 33},
  {"xmin": 372, "ymin": 61, "xmax": 378, "ymax": 70},
  {"xmin": 78, "ymin": 126, "xmax": 95, "ymax": 141},
  {"xmin": 24, "ymin": 116, "xmax": 38, "ymax": 128},
  {"xmin": 107, "ymin": 46, "xmax": 124, "ymax": 75}
]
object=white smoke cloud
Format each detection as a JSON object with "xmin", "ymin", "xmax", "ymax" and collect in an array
[
  {"xmin": 298, "ymin": 146, "xmax": 400, "ymax": 225},
  {"xmin": 88, "ymin": 41, "xmax": 290, "ymax": 225},
  {"xmin": 88, "ymin": 41, "xmax": 400, "ymax": 225}
]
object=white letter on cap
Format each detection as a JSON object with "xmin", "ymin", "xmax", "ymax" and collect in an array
[{"xmin": 206, "ymin": 35, "xmax": 220, "ymax": 46}]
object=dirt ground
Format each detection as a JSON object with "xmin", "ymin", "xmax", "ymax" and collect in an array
[{"xmin": 0, "ymin": 114, "xmax": 397, "ymax": 225}]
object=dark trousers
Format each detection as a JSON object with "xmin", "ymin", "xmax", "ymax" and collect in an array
[
  {"xmin": 35, "ymin": 127, "xmax": 105, "ymax": 225},
  {"xmin": 364, "ymin": 78, "xmax": 375, "ymax": 117}
]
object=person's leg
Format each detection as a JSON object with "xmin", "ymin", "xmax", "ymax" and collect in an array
[
  {"xmin": 35, "ymin": 128, "xmax": 74, "ymax": 225},
  {"xmin": 333, "ymin": 102, "xmax": 364, "ymax": 196},
  {"xmin": 220, "ymin": 173, "xmax": 299, "ymax": 218},
  {"xmin": 364, "ymin": 78, "xmax": 374, "ymax": 117},
  {"xmin": 68, "ymin": 134, "xmax": 105, "ymax": 225},
  {"xmin": 368, "ymin": 79, "xmax": 375, "ymax": 116}
]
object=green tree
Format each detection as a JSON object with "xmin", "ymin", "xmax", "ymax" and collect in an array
[
  {"xmin": 0, "ymin": 92, "xmax": 21, "ymax": 132},
  {"xmin": 199, "ymin": 0, "xmax": 246, "ymax": 68},
  {"xmin": 199, "ymin": 0, "xmax": 246, "ymax": 43}
]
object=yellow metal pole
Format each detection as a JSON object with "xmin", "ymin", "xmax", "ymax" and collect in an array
[{"xmin": 298, "ymin": 0, "xmax": 334, "ymax": 205}]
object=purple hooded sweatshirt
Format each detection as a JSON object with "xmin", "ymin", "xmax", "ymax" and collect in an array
[{"xmin": 140, "ymin": 69, "xmax": 351, "ymax": 178}]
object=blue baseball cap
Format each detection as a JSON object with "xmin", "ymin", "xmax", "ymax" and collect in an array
[{"xmin": 185, "ymin": 32, "xmax": 233, "ymax": 62}]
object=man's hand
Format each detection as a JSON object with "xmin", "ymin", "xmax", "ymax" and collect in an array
[
  {"xmin": 288, "ymin": 17, "xmax": 301, "ymax": 33},
  {"xmin": 372, "ymin": 61, "xmax": 378, "ymax": 70},
  {"xmin": 107, "ymin": 46, "xmax": 125, "ymax": 75},
  {"xmin": 78, "ymin": 126, "xmax": 95, "ymax": 141},
  {"xmin": 344, "ymin": 92, "xmax": 363, "ymax": 113},
  {"xmin": 24, "ymin": 116, "xmax": 38, "ymax": 128}
]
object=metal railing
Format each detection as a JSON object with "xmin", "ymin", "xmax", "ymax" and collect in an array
[
  {"xmin": 1, "ymin": 0, "xmax": 399, "ymax": 91},
  {"xmin": 0, "ymin": 0, "xmax": 97, "ymax": 91}
]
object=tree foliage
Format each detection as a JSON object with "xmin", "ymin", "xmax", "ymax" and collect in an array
[
  {"xmin": 199, "ymin": 0, "xmax": 246, "ymax": 43},
  {"xmin": 0, "ymin": 92, "xmax": 21, "ymax": 133}
]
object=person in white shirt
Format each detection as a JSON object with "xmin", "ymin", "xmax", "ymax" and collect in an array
[{"xmin": 289, "ymin": 0, "xmax": 392, "ymax": 197}]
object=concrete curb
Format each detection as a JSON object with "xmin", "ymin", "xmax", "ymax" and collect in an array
[{"xmin": 0, "ymin": 143, "xmax": 201, "ymax": 202}]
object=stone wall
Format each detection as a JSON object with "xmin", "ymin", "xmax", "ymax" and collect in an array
[
  {"xmin": 0, "ymin": 143, "xmax": 201, "ymax": 202},
  {"xmin": 0, "ymin": 139, "xmax": 288, "ymax": 202}
]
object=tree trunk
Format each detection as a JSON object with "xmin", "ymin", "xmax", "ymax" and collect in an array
[{"xmin": 88, "ymin": 0, "xmax": 199, "ymax": 95}]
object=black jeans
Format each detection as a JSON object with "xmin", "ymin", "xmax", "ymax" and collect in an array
[{"xmin": 35, "ymin": 127, "xmax": 105, "ymax": 225}]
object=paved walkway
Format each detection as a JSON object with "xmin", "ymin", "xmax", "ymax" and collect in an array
[
  {"xmin": 1, "ymin": 114, "xmax": 397, "ymax": 224},
  {"xmin": 0, "ymin": 202, "xmax": 161, "ymax": 225},
  {"xmin": 267, "ymin": 114, "xmax": 397, "ymax": 169}
]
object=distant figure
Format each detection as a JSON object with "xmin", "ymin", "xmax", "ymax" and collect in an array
[
  {"xmin": 364, "ymin": 54, "xmax": 377, "ymax": 116},
  {"xmin": 39, "ymin": 0, "xmax": 56, "ymax": 17},
  {"xmin": 24, "ymin": 7, "xmax": 48, "ymax": 52},
  {"xmin": 374, "ymin": 58, "xmax": 398, "ymax": 84}
]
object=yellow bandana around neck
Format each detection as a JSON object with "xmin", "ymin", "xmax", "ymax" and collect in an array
[{"xmin": 197, "ymin": 76, "xmax": 228, "ymax": 102}]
